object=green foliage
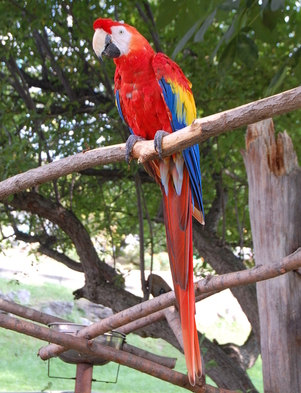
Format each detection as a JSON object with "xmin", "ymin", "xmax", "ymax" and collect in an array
[
  {"xmin": 0, "ymin": 0, "xmax": 301, "ymax": 271},
  {"xmin": 158, "ymin": 0, "xmax": 301, "ymax": 97}
]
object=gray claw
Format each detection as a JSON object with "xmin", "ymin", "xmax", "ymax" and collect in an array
[
  {"xmin": 154, "ymin": 130, "xmax": 169, "ymax": 160},
  {"xmin": 125, "ymin": 135, "xmax": 145, "ymax": 164}
]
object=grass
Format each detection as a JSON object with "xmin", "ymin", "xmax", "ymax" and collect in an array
[{"xmin": 0, "ymin": 276, "xmax": 263, "ymax": 392}]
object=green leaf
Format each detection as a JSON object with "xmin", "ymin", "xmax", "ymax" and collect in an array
[
  {"xmin": 293, "ymin": 61, "xmax": 301, "ymax": 80},
  {"xmin": 156, "ymin": 0, "xmax": 180, "ymax": 29},
  {"xmin": 251, "ymin": 12, "xmax": 278, "ymax": 45},
  {"xmin": 265, "ymin": 63, "xmax": 289, "ymax": 96},
  {"xmin": 289, "ymin": 46, "xmax": 301, "ymax": 68},
  {"xmin": 173, "ymin": 0, "xmax": 211, "ymax": 36},
  {"xmin": 218, "ymin": 0, "xmax": 240, "ymax": 12},
  {"xmin": 211, "ymin": 14, "xmax": 241, "ymax": 60},
  {"xmin": 224, "ymin": 19, "xmax": 237, "ymax": 43},
  {"xmin": 194, "ymin": 9, "xmax": 217, "ymax": 43},
  {"xmin": 261, "ymin": 0, "xmax": 269, "ymax": 8},
  {"xmin": 171, "ymin": 18, "xmax": 203, "ymax": 59},
  {"xmin": 236, "ymin": 34, "xmax": 258, "ymax": 68},
  {"xmin": 224, "ymin": 8, "xmax": 248, "ymax": 44},
  {"xmin": 218, "ymin": 38, "xmax": 237, "ymax": 75},
  {"xmin": 262, "ymin": 9, "xmax": 283, "ymax": 31},
  {"xmin": 271, "ymin": 0, "xmax": 285, "ymax": 11}
]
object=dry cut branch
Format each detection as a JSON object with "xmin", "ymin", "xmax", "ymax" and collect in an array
[
  {"xmin": 39, "ymin": 247, "xmax": 301, "ymax": 361},
  {"xmin": 0, "ymin": 313, "xmax": 234, "ymax": 393},
  {"xmin": 1, "ymin": 86, "xmax": 301, "ymax": 200}
]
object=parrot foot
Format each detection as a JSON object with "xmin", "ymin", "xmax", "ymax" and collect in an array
[
  {"xmin": 125, "ymin": 135, "xmax": 145, "ymax": 164},
  {"xmin": 154, "ymin": 130, "xmax": 169, "ymax": 160}
]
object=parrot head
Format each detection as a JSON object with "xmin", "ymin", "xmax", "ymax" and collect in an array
[{"xmin": 92, "ymin": 18, "xmax": 153, "ymax": 61}]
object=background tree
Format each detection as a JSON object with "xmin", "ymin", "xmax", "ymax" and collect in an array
[{"xmin": 0, "ymin": 0, "xmax": 301, "ymax": 391}]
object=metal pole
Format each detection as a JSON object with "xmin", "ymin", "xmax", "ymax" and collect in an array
[{"xmin": 75, "ymin": 363, "xmax": 93, "ymax": 393}]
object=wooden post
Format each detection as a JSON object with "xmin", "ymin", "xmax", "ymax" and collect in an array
[
  {"xmin": 74, "ymin": 363, "xmax": 93, "ymax": 393},
  {"xmin": 242, "ymin": 119, "xmax": 301, "ymax": 393}
]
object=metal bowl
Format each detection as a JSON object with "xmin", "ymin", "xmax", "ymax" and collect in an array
[{"xmin": 48, "ymin": 322, "xmax": 125, "ymax": 365}]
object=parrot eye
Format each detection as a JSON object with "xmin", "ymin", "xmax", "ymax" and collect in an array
[{"xmin": 110, "ymin": 25, "xmax": 131, "ymax": 55}]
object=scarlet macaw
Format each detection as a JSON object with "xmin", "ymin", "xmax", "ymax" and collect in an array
[{"xmin": 92, "ymin": 18, "xmax": 204, "ymax": 385}]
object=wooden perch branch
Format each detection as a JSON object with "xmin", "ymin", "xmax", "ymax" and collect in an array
[
  {"xmin": 118, "ymin": 291, "xmax": 218, "ymax": 335},
  {"xmin": 0, "ymin": 313, "xmax": 234, "ymax": 393},
  {"xmin": 38, "ymin": 291, "xmax": 178, "ymax": 360},
  {"xmin": 164, "ymin": 306, "xmax": 184, "ymax": 350},
  {"xmin": 38, "ymin": 292, "xmax": 217, "ymax": 360},
  {"xmin": 1, "ymin": 86, "xmax": 301, "ymax": 200},
  {"xmin": 0, "ymin": 298, "xmax": 67, "ymax": 325},
  {"xmin": 0, "ymin": 298, "xmax": 176, "ymax": 369},
  {"xmin": 195, "ymin": 247, "xmax": 301, "ymax": 295},
  {"xmin": 122, "ymin": 343, "xmax": 176, "ymax": 369},
  {"xmin": 38, "ymin": 247, "xmax": 301, "ymax": 361}
]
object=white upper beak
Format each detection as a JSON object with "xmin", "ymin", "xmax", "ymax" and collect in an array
[{"xmin": 92, "ymin": 29, "xmax": 107, "ymax": 58}]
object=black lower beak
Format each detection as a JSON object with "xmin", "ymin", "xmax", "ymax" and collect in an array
[{"xmin": 102, "ymin": 34, "xmax": 121, "ymax": 59}]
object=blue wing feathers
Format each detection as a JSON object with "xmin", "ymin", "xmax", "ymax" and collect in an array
[
  {"xmin": 159, "ymin": 77, "xmax": 204, "ymax": 218},
  {"xmin": 183, "ymin": 146, "xmax": 204, "ymax": 216},
  {"xmin": 116, "ymin": 90, "xmax": 134, "ymax": 135},
  {"xmin": 158, "ymin": 79, "xmax": 185, "ymax": 131}
]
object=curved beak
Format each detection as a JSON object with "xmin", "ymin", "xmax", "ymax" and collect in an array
[
  {"xmin": 102, "ymin": 34, "xmax": 121, "ymax": 59},
  {"xmin": 92, "ymin": 29, "xmax": 121, "ymax": 60}
]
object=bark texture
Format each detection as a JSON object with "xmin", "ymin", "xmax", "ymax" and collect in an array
[{"xmin": 242, "ymin": 119, "xmax": 301, "ymax": 392}]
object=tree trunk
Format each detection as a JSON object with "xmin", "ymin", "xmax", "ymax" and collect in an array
[{"xmin": 242, "ymin": 119, "xmax": 301, "ymax": 393}]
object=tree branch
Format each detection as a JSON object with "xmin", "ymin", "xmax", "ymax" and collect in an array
[
  {"xmin": 4, "ymin": 55, "xmax": 36, "ymax": 111},
  {"xmin": 1, "ymin": 314, "xmax": 231, "ymax": 393},
  {"xmin": 217, "ymin": 330, "xmax": 260, "ymax": 371},
  {"xmin": 0, "ymin": 298, "xmax": 176, "ymax": 369},
  {"xmin": 79, "ymin": 167, "xmax": 155, "ymax": 183},
  {"xmin": 32, "ymin": 29, "xmax": 77, "ymax": 101},
  {"xmin": 4, "ymin": 192, "xmax": 117, "ymax": 286},
  {"xmin": 0, "ymin": 298, "xmax": 67, "ymax": 325},
  {"xmin": 38, "ymin": 247, "xmax": 301, "ymax": 361},
  {"xmin": 37, "ymin": 244, "xmax": 83, "ymax": 273},
  {"xmin": 135, "ymin": 1, "xmax": 162, "ymax": 53},
  {"xmin": 11, "ymin": 228, "xmax": 81, "ymax": 272},
  {"xmin": 1, "ymin": 86, "xmax": 301, "ymax": 201}
]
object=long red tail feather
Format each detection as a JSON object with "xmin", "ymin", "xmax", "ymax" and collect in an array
[{"xmin": 161, "ymin": 166, "xmax": 202, "ymax": 385}]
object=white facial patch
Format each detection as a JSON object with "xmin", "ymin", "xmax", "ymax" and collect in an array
[{"xmin": 111, "ymin": 25, "xmax": 132, "ymax": 56}]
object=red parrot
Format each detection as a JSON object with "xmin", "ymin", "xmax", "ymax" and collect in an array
[{"xmin": 92, "ymin": 18, "xmax": 205, "ymax": 385}]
